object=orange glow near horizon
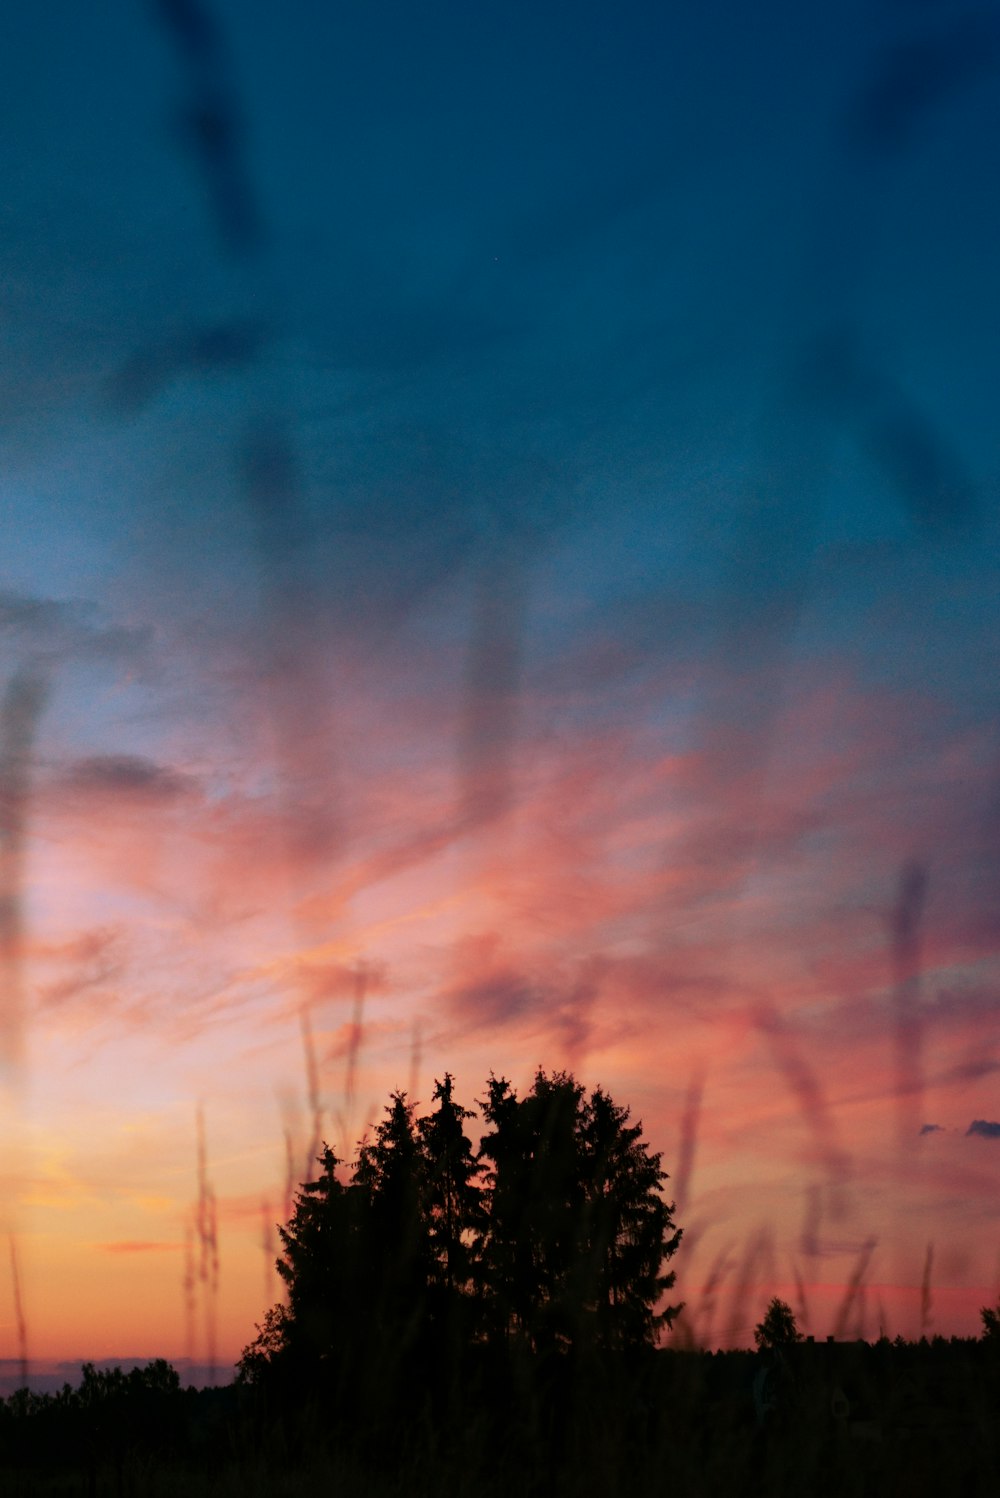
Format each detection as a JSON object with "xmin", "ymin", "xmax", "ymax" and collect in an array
[
  {"xmin": 1, "ymin": 309, "xmax": 998, "ymax": 1381},
  {"xmin": 4, "ymin": 668, "xmax": 1000, "ymax": 1375}
]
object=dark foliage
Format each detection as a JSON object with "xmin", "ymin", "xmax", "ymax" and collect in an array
[
  {"xmin": 240, "ymin": 1067, "xmax": 682, "ymax": 1405},
  {"xmin": 5, "ymin": 1340, "xmax": 1000, "ymax": 1497},
  {"xmin": 11, "ymin": 1083, "xmax": 1000, "ymax": 1494},
  {"xmin": 980, "ymin": 1301, "xmax": 1000, "ymax": 1341},
  {"xmin": 754, "ymin": 1297, "xmax": 804, "ymax": 1350},
  {"xmin": 477, "ymin": 1070, "xmax": 682, "ymax": 1354}
]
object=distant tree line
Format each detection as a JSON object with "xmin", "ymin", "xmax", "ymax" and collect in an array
[
  {"xmin": 238, "ymin": 1068, "xmax": 682, "ymax": 1403},
  {"xmin": 4, "ymin": 1307, "xmax": 1000, "ymax": 1494}
]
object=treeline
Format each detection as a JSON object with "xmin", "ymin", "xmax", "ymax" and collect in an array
[
  {"xmin": 5, "ymin": 1340, "xmax": 1000, "ymax": 1497},
  {"xmin": 0, "ymin": 1361, "xmax": 237, "ymax": 1480},
  {"xmin": 239, "ymin": 1068, "xmax": 682, "ymax": 1403}
]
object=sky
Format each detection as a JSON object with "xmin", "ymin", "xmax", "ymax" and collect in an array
[{"xmin": 1, "ymin": 0, "xmax": 999, "ymax": 1381}]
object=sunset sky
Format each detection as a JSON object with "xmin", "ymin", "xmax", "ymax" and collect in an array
[{"xmin": 1, "ymin": 0, "xmax": 999, "ymax": 1381}]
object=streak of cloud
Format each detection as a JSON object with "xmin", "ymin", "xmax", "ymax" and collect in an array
[
  {"xmin": 60, "ymin": 755, "xmax": 193, "ymax": 804},
  {"xmin": 260, "ymin": 1198, "xmax": 276, "ymax": 1308},
  {"xmin": 37, "ymin": 928, "xmax": 121, "ymax": 1014},
  {"xmin": 151, "ymin": 0, "xmax": 264, "ymax": 256},
  {"xmin": 722, "ymin": 1227, "xmax": 774, "ymax": 1350},
  {"xmin": 673, "ymin": 1069, "xmax": 704, "ymax": 1219},
  {"xmin": 0, "ymin": 671, "xmax": 49, "ymax": 1080},
  {"xmin": 299, "ymin": 1005, "xmax": 322, "ymax": 1180},
  {"xmin": 0, "ymin": 595, "xmax": 153, "ymax": 674},
  {"xmin": 694, "ymin": 1239, "xmax": 736, "ymax": 1351},
  {"xmin": 811, "ymin": 333, "xmax": 979, "ymax": 535},
  {"xmin": 920, "ymin": 1241, "xmax": 934, "ymax": 1336},
  {"xmin": 343, "ymin": 963, "xmax": 368, "ymax": 1125},
  {"xmin": 851, "ymin": 16, "xmax": 1000, "ymax": 152},
  {"xmin": 792, "ymin": 1261, "xmax": 811, "ymax": 1332},
  {"xmin": 407, "ymin": 1016, "xmax": 423, "ymax": 1110},
  {"xmin": 891, "ymin": 860, "xmax": 927, "ymax": 1153},
  {"xmin": 552, "ymin": 957, "xmax": 606, "ymax": 1079},
  {"xmin": 109, "ymin": 320, "xmax": 266, "ymax": 414},
  {"xmin": 752, "ymin": 1002, "xmax": 851, "ymax": 1185},
  {"xmin": 831, "ymin": 1237, "xmax": 877, "ymax": 1341},
  {"xmin": 276, "ymin": 1091, "xmax": 301, "ymax": 1229},
  {"xmin": 800, "ymin": 1184, "xmax": 823, "ymax": 1259}
]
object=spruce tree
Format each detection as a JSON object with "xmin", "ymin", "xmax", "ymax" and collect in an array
[
  {"xmin": 416, "ymin": 1073, "xmax": 485, "ymax": 1310},
  {"xmin": 239, "ymin": 1143, "xmax": 367, "ymax": 1387},
  {"xmin": 577, "ymin": 1084, "xmax": 682, "ymax": 1349},
  {"xmin": 478, "ymin": 1069, "xmax": 682, "ymax": 1353},
  {"xmin": 352, "ymin": 1091, "xmax": 430, "ymax": 1360}
]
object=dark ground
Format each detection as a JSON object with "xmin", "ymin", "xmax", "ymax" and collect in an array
[{"xmin": 1, "ymin": 1339, "xmax": 997, "ymax": 1498}]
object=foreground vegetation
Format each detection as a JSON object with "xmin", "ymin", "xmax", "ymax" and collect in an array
[
  {"xmin": 243, "ymin": 1068, "xmax": 682, "ymax": 1393},
  {"xmin": 4, "ymin": 1070, "xmax": 999, "ymax": 1494},
  {"xmin": 2, "ymin": 1337, "xmax": 1000, "ymax": 1497}
]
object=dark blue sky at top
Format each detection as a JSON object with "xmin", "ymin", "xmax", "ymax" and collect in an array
[{"xmin": 1, "ymin": 0, "xmax": 998, "ymax": 856}]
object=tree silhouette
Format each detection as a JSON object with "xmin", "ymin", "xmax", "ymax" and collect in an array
[
  {"xmin": 239, "ymin": 1067, "xmax": 683, "ymax": 1395},
  {"xmin": 753, "ymin": 1296, "xmax": 803, "ymax": 1350},
  {"xmin": 478, "ymin": 1068, "xmax": 682, "ymax": 1353},
  {"xmin": 417, "ymin": 1073, "xmax": 486, "ymax": 1317},
  {"xmin": 236, "ymin": 1303, "xmax": 289, "ymax": 1386},
  {"xmin": 578, "ymin": 1082, "xmax": 683, "ymax": 1350},
  {"xmin": 477, "ymin": 1070, "xmax": 567, "ymax": 1346},
  {"xmin": 979, "ymin": 1301, "xmax": 1000, "ymax": 1341},
  {"xmin": 352, "ymin": 1091, "xmax": 430, "ymax": 1366},
  {"xmin": 271, "ymin": 1143, "xmax": 362, "ymax": 1378}
]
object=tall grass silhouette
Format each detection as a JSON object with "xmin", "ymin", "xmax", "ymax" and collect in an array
[
  {"xmin": 832, "ymin": 1237, "xmax": 877, "ymax": 1342},
  {"xmin": 194, "ymin": 1106, "xmax": 219, "ymax": 1384},
  {"xmin": 921, "ymin": 1241, "xmax": 935, "ymax": 1338},
  {"xmin": 0, "ymin": 671, "xmax": 48, "ymax": 1082},
  {"xmin": 8, "ymin": 1234, "xmax": 28, "ymax": 1389},
  {"xmin": 891, "ymin": 860, "xmax": 928, "ymax": 1154}
]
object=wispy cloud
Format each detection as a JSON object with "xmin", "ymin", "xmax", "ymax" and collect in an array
[
  {"xmin": 0, "ymin": 593, "xmax": 154, "ymax": 674},
  {"xmin": 58, "ymin": 755, "xmax": 194, "ymax": 803}
]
